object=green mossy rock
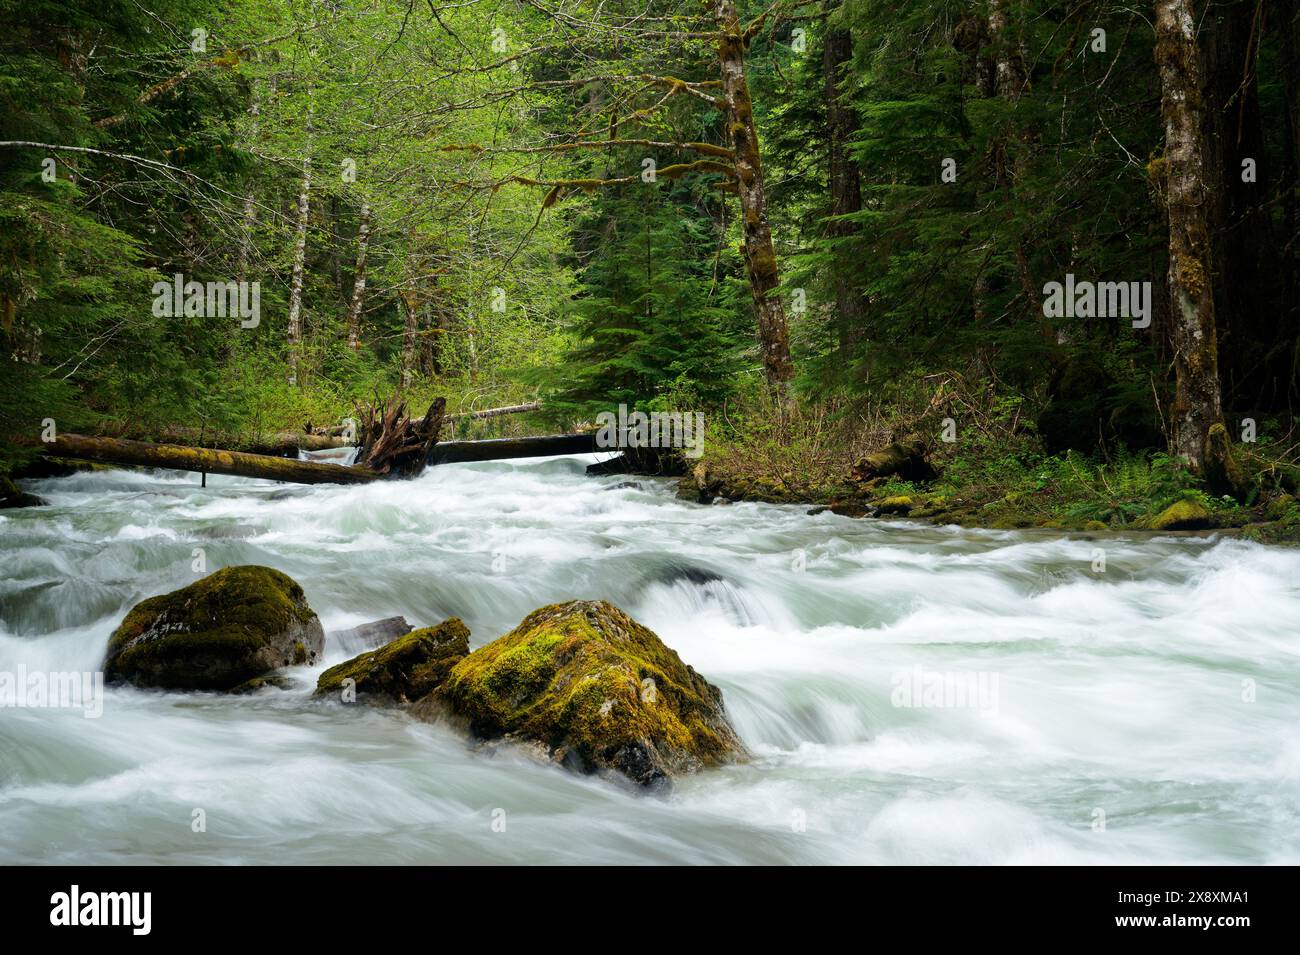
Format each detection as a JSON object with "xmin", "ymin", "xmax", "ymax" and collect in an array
[
  {"xmin": 434, "ymin": 600, "xmax": 745, "ymax": 789},
  {"xmin": 1265, "ymin": 493, "xmax": 1296, "ymax": 522},
  {"xmin": 231, "ymin": 673, "xmax": 293, "ymax": 694},
  {"xmin": 849, "ymin": 437, "xmax": 936, "ymax": 483},
  {"xmin": 314, "ymin": 618, "xmax": 470, "ymax": 703},
  {"xmin": 104, "ymin": 565, "xmax": 324, "ymax": 691},
  {"xmin": 1149, "ymin": 499, "xmax": 1214, "ymax": 531},
  {"xmin": 877, "ymin": 495, "xmax": 913, "ymax": 515},
  {"xmin": 0, "ymin": 475, "xmax": 46, "ymax": 509}
]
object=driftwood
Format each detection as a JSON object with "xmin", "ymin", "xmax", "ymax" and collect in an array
[
  {"xmin": 40, "ymin": 434, "xmax": 380, "ymax": 485},
  {"xmin": 355, "ymin": 395, "xmax": 446, "ymax": 477}
]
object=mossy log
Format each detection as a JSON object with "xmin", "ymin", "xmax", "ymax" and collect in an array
[{"xmin": 41, "ymin": 433, "xmax": 380, "ymax": 484}]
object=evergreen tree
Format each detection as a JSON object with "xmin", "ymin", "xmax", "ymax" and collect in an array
[{"xmin": 543, "ymin": 187, "xmax": 746, "ymax": 419}]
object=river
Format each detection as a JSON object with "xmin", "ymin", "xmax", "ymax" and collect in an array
[{"xmin": 2, "ymin": 454, "xmax": 1298, "ymax": 864}]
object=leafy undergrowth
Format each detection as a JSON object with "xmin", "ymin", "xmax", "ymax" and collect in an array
[{"xmin": 687, "ymin": 384, "xmax": 1300, "ymax": 542}]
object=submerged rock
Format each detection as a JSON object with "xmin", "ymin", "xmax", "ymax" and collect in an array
[
  {"xmin": 104, "ymin": 565, "xmax": 324, "ymax": 691},
  {"xmin": 330, "ymin": 615, "xmax": 413, "ymax": 654},
  {"xmin": 1149, "ymin": 499, "xmax": 1214, "ymax": 531},
  {"xmin": 434, "ymin": 600, "xmax": 745, "ymax": 789},
  {"xmin": 231, "ymin": 672, "xmax": 294, "ymax": 694},
  {"xmin": 315, "ymin": 618, "xmax": 469, "ymax": 704}
]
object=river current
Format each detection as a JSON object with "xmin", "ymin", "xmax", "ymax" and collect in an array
[{"xmin": 2, "ymin": 454, "xmax": 1297, "ymax": 864}]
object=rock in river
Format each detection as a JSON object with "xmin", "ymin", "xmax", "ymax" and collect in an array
[
  {"xmin": 315, "ymin": 618, "xmax": 469, "ymax": 703},
  {"xmin": 435, "ymin": 600, "xmax": 745, "ymax": 789},
  {"xmin": 104, "ymin": 565, "xmax": 324, "ymax": 691}
]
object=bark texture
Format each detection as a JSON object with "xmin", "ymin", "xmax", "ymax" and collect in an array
[
  {"xmin": 1155, "ymin": 0, "xmax": 1226, "ymax": 470},
  {"xmin": 714, "ymin": 0, "xmax": 793, "ymax": 387}
]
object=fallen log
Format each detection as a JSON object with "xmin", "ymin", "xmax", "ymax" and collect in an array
[
  {"xmin": 40, "ymin": 434, "xmax": 380, "ymax": 485},
  {"xmin": 240, "ymin": 431, "xmax": 347, "ymax": 455},
  {"xmin": 429, "ymin": 432, "xmax": 597, "ymax": 465},
  {"xmin": 444, "ymin": 401, "xmax": 542, "ymax": 422}
]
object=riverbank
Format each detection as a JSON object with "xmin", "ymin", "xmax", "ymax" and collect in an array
[{"xmin": 673, "ymin": 392, "xmax": 1300, "ymax": 545}]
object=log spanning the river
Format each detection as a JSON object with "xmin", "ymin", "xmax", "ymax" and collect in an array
[
  {"xmin": 444, "ymin": 401, "xmax": 542, "ymax": 422},
  {"xmin": 428, "ymin": 432, "xmax": 598, "ymax": 465},
  {"xmin": 42, "ymin": 434, "xmax": 381, "ymax": 485}
]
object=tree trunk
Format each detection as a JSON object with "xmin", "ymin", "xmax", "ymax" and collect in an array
[
  {"xmin": 1155, "ymin": 0, "xmax": 1226, "ymax": 470},
  {"xmin": 988, "ymin": 0, "xmax": 1028, "ymax": 101},
  {"xmin": 286, "ymin": 151, "xmax": 312, "ymax": 386},
  {"xmin": 823, "ymin": 5, "xmax": 866, "ymax": 350},
  {"xmin": 41, "ymin": 434, "xmax": 379, "ymax": 484},
  {"xmin": 400, "ymin": 287, "xmax": 420, "ymax": 389},
  {"xmin": 987, "ymin": 0, "xmax": 1043, "ymax": 335},
  {"xmin": 1202, "ymin": 0, "xmax": 1272, "ymax": 408},
  {"xmin": 237, "ymin": 79, "xmax": 264, "ymax": 286},
  {"xmin": 346, "ymin": 199, "xmax": 371, "ymax": 349},
  {"xmin": 1276, "ymin": 0, "xmax": 1299, "ymax": 408},
  {"xmin": 714, "ymin": 0, "xmax": 793, "ymax": 388}
]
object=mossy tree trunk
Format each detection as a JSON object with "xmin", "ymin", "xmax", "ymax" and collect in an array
[
  {"xmin": 713, "ymin": 0, "xmax": 793, "ymax": 390},
  {"xmin": 41, "ymin": 434, "xmax": 380, "ymax": 484},
  {"xmin": 1155, "ymin": 0, "xmax": 1226, "ymax": 471}
]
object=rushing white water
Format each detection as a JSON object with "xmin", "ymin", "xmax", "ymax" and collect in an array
[{"xmin": 2, "ymin": 454, "xmax": 1298, "ymax": 864}]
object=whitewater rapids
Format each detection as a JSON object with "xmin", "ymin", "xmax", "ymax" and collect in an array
[{"xmin": 1, "ymin": 454, "xmax": 1297, "ymax": 864}]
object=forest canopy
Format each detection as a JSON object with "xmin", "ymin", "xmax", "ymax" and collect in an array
[{"xmin": 1, "ymin": 0, "xmax": 1297, "ymax": 504}]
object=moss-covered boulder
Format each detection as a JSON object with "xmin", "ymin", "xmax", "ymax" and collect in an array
[
  {"xmin": 433, "ymin": 600, "xmax": 744, "ymax": 789},
  {"xmin": 849, "ymin": 437, "xmax": 936, "ymax": 483},
  {"xmin": 1149, "ymin": 499, "xmax": 1214, "ymax": 531},
  {"xmin": 314, "ymin": 618, "xmax": 469, "ymax": 704},
  {"xmin": 104, "ymin": 565, "xmax": 324, "ymax": 691},
  {"xmin": 829, "ymin": 499, "xmax": 876, "ymax": 518},
  {"xmin": 876, "ymin": 495, "xmax": 914, "ymax": 515},
  {"xmin": 0, "ymin": 475, "xmax": 46, "ymax": 509}
]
